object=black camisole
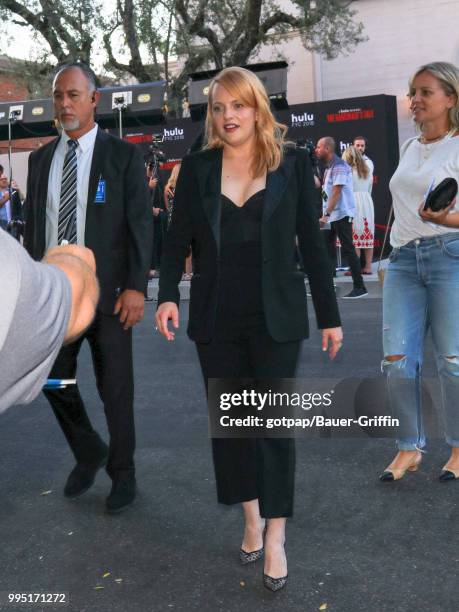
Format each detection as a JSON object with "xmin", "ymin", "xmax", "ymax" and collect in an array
[{"xmin": 214, "ymin": 190, "xmax": 266, "ymax": 338}]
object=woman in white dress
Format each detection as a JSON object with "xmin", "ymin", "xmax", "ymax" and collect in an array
[{"xmin": 342, "ymin": 146, "xmax": 374, "ymax": 274}]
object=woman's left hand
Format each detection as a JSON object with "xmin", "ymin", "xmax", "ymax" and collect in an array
[
  {"xmin": 322, "ymin": 327, "xmax": 343, "ymax": 360},
  {"xmin": 418, "ymin": 199, "xmax": 456, "ymax": 225}
]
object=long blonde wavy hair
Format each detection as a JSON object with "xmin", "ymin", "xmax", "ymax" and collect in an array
[
  {"xmin": 204, "ymin": 66, "xmax": 288, "ymax": 178},
  {"xmin": 342, "ymin": 146, "xmax": 369, "ymax": 179}
]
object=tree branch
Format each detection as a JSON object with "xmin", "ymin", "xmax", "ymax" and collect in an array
[
  {"xmin": 0, "ymin": 0, "xmax": 67, "ymax": 60},
  {"xmin": 117, "ymin": 0, "xmax": 152, "ymax": 81},
  {"xmin": 39, "ymin": 0, "xmax": 82, "ymax": 57},
  {"xmin": 102, "ymin": 22, "xmax": 131, "ymax": 73},
  {"xmin": 260, "ymin": 10, "xmax": 302, "ymax": 36},
  {"xmin": 231, "ymin": 0, "xmax": 263, "ymax": 65},
  {"xmin": 175, "ymin": 0, "xmax": 224, "ymax": 67},
  {"xmin": 163, "ymin": 4, "xmax": 174, "ymax": 84}
]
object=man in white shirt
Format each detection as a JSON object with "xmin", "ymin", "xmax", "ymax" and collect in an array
[
  {"xmin": 316, "ymin": 136, "xmax": 368, "ymax": 299},
  {"xmin": 24, "ymin": 62, "xmax": 152, "ymax": 514}
]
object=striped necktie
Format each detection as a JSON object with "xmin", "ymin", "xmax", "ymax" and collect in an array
[{"xmin": 58, "ymin": 139, "xmax": 78, "ymax": 244}]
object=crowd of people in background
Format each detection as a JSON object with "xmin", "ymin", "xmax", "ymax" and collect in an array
[
  {"xmin": 3, "ymin": 127, "xmax": 377, "ymax": 296},
  {"xmin": 2, "ymin": 124, "xmax": 378, "ymax": 310},
  {"xmin": 146, "ymin": 133, "xmax": 376, "ymax": 294}
]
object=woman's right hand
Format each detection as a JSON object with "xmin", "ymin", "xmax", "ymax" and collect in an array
[
  {"xmin": 155, "ymin": 302, "xmax": 179, "ymax": 341},
  {"xmin": 418, "ymin": 199, "xmax": 456, "ymax": 226}
]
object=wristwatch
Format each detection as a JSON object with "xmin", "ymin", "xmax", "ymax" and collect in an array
[{"xmin": 324, "ymin": 211, "xmax": 331, "ymax": 217}]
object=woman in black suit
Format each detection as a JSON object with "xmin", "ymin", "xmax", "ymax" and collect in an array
[{"xmin": 156, "ymin": 67, "xmax": 342, "ymax": 591}]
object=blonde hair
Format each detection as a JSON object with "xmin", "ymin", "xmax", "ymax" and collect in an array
[
  {"xmin": 409, "ymin": 61, "xmax": 459, "ymax": 130},
  {"xmin": 166, "ymin": 162, "xmax": 181, "ymax": 190},
  {"xmin": 342, "ymin": 146, "xmax": 369, "ymax": 179},
  {"xmin": 204, "ymin": 66, "xmax": 288, "ymax": 177}
]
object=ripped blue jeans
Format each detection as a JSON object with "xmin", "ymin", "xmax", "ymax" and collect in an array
[{"xmin": 382, "ymin": 233, "xmax": 459, "ymax": 450}]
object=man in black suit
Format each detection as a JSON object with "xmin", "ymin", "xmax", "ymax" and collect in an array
[{"xmin": 23, "ymin": 62, "xmax": 153, "ymax": 513}]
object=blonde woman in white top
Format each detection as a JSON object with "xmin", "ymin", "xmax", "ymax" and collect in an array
[
  {"xmin": 380, "ymin": 62, "xmax": 459, "ymax": 482},
  {"xmin": 342, "ymin": 146, "xmax": 374, "ymax": 273}
]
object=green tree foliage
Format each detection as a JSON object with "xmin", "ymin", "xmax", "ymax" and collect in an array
[{"xmin": 0, "ymin": 0, "xmax": 366, "ymax": 106}]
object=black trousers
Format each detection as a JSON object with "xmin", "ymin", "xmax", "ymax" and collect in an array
[
  {"xmin": 331, "ymin": 216, "xmax": 365, "ymax": 289},
  {"xmin": 322, "ymin": 227, "xmax": 337, "ymax": 274},
  {"xmin": 196, "ymin": 325, "xmax": 301, "ymax": 518},
  {"xmin": 151, "ymin": 213, "xmax": 167, "ymax": 269},
  {"xmin": 44, "ymin": 311, "xmax": 135, "ymax": 479}
]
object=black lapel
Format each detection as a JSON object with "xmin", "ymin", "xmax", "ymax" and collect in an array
[
  {"xmin": 85, "ymin": 128, "xmax": 109, "ymax": 244},
  {"xmin": 263, "ymin": 152, "xmax": 296, "ymax": 224},
  {"xmin": 39, "ymin": 137, "xmax": 60, "ymax": 196},
  {"xmin": 196, "ymin": 148, "xmax": 222, "ymax": 252},
  {"xmin": 87, "ymin": 128, "xmax": 109, "ymax": 207},
  {"xmin": 37, "ymin": 137, "xmax": 60, "ymax": 253}
]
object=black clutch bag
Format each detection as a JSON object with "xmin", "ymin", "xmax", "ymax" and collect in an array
[{"xmin": 424, "ymin": 178, "xmax": 458, "ymax": 212}]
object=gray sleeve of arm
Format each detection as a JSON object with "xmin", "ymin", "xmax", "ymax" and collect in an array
[{"xmin": 0, "ymin": 238, "xmax": 72, "ymax": 413}]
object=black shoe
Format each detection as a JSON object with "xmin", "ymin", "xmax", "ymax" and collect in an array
[
  {"xmin": 263, "ymin": 573, "xmax": 288, "ymax": 592},
  {"xmin": 64, "ymin": 454, "xmax": 108, "ymax": 498},
  {"xmin": 240, "ymin": 546, "xmax": 264, "ymax": 565},
  {"xmin": 342, "ymin": 287, "xmax": 368, "ymax": 299},
  {"xmin": 439, "ymin": 466, "xmax": 459, "ymax": 481},
  {"xmin": 105, "ymin": 475, "xmax": 136, "ymax": 514}
]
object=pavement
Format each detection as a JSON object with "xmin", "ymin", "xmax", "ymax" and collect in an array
[
  {"xmin": 146, "ymin": 267, "xmax": 384, "ymax": 301},
  {"xmin": 1, "ymin": 283, "xmax": 457, "ymax": 612}
]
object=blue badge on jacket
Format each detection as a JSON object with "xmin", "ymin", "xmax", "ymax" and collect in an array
[{"xmin": 94, "ymin": 178, "xmax": 106, "ymax": 204}]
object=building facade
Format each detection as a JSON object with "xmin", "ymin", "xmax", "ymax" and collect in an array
[{"xmin": 255, "ymin": 0, "xmax": 459, "ymax": 144}]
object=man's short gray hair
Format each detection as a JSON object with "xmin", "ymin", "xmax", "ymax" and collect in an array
[{"xmin": 53, "ymin": 61, "xmax": 100, "ymax": 92}]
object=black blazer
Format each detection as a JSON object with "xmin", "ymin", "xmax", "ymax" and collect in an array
[
  {"xmin": 158, "ymin": 146, "xmax": 341, "ymax": 343},
  {"xmin": 23, "ymin": 128, "xmax": 153, "ymax": 314}
]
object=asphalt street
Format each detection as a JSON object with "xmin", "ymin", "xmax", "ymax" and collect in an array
[{"xmin": 1, "ymin": 293, "xmax": 457, "ymax": 612}]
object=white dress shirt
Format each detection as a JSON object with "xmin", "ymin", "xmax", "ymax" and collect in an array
[{"xmin": 46, "ymin": 123, "xmax": 98, "ymax": 249}]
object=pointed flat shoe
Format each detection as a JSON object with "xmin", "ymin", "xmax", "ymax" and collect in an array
[{"xmin": 439, "ymin": 465, "xmax": 459, "ymax": 482}]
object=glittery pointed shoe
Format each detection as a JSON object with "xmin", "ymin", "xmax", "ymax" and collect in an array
[
  {"xmin": 239, "ymin": 546, "xmax": 264, "ymax": 565},
  {"xmin": 263, "ymin": 573, "xmax": 288, "ymax": 592}
]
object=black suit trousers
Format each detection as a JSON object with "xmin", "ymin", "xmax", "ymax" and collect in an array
[
  {"xmin": 331, "ymin": 216, "xmax": 365, "ymax": 289},
  {"xmin": 44, "ymin": 311, "xmax": 135, "ymax": 478},
  {"xmin": 196, "ymin": 325, "xmax": 301, "ymax": 518}
]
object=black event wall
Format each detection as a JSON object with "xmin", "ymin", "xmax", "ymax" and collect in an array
[{"xmin": 123, "ymin": 94, "xmax": 399, "ymax": 255}]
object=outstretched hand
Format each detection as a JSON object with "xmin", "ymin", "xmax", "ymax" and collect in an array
[
  {"xmin": 155, "ymin": 302, "xmax": 179, "ymax": 341},
  {"xmin": 322, "ymin": 327, "xmax": 343, "ymax": 360}
]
